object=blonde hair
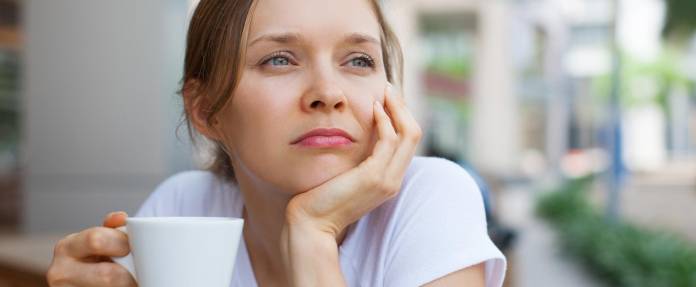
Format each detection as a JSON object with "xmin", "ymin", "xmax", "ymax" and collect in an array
[{"xmin": 180, "ymin": 0, "xmax": 403, "ymax": 182}]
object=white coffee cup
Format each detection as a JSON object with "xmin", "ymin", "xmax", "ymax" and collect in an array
[{"xmin": 111, "ymin": 217, "xmax": 244, "ymax": 287}]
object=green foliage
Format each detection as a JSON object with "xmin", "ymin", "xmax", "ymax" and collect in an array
[
  {"xmin": 426, "ymin": 57, "xmax": 472, "ymax": 78},
  {"xmin": 591, "ymin": 50, "xmax": 694, "ymax": 111},
  {"xmin": 663, "ymin": 0, "xmax": 696, "ymax": 40},
  {"xmin": 536, "ymin": 177, "xmax": 696, "ymax": 287}
]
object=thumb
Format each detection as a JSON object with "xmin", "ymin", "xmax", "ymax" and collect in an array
[{"xmin": 102, "ymin": 211, "xmax": 129, "ymax": 228}]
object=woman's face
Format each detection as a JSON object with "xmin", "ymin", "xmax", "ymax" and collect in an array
[{"xmin": 214, "ymin": 0, "xmax": 387, "ymax": 193}]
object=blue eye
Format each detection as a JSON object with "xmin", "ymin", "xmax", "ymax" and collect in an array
[
  {"xmin": 260, "ymin": 51, "xmax": 293, "ymax": 67},
  {"xmin": 265, "ymin": 56, "xmax": 290, "ymax": 66},
  {"xmin": 349, "ymin": 55, "xmax": 375, "ymax": 68}
]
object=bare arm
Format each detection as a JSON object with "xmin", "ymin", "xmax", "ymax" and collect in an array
[{"xmin": 423, "ymin": 263, "xmax": 486, "ymax": 287}]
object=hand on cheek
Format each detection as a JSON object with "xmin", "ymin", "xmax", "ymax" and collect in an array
[{"xmin": 284, "ymin": 82, "xmax": 422, "ymax": 238}]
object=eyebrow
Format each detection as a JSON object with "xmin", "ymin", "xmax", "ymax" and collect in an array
[
  {"xmin": 248, "ymin": 32, "xmax": 301, "ymax": 47},
  {"xmin": 248, "ymin": 32, "xmax": 381, "ymax": 47},
  {"xmin": 343, "ymin": 33, "xmax": 381, "ymax": 46}
]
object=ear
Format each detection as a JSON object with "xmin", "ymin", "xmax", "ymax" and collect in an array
[{"xmin": 182, "ymin": 80, "xmax": 223, "ymax": 141}]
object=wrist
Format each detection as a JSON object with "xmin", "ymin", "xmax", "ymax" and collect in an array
[
  {"xmin": 285, "ymin": 201, "xmax": 341, "ymax": 239},
  {"xmin": 282, "ymin": 222, "xmax": 338, "ymax": 254},
  {"xmin": 280, "ymin": 223, "xmax": 343, "ymax": 287}
]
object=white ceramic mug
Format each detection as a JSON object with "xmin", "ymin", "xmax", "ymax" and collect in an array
[{"xmin": 111, "ymin": 217, "xmax": 244, "ymax": 287}]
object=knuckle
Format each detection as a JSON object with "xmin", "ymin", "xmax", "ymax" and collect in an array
[
  {"xmin": 383, "ymin": 189, "xmax": 398, "ymax": 199},
  {"xmin": 374, "ymin": 180, "xmax": 391, "ymax": 195},
  {"xmin": 405, "ymin": 133, "xmax": 419, "ymax": 145},
  {"xmin": 86, "ymin": 228, "xmax": 107, "ymax": 253},
  {"xmin": 380, "ymin": 179, "xmax": 402, "ymax": 198},
  {"xmin": 412, "ymin": 126, "xmax": 423, "ymax": 141},
  {"xmin": 384, "ymin": 183, "xmax": 399, "ymax": 198},
  {"xmin": 405, "ymin": 124, "xmax": 422, "ymax": 142},
  {"xmin": 410, "ymin": 135, "xmax": 421, "ymax": 145}
]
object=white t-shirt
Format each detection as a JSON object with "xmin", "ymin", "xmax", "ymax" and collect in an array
[{"xmin": 135, "ymin": 156, "xmax": 507, "ymax": 287}]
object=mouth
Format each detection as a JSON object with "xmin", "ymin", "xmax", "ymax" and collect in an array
[{"xmin": 291, "ymin": 128, "xmax": 355, "ymax": 148}]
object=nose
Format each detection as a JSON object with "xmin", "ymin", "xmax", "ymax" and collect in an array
[{"xmin": 300, "ymin": 69, "xmax": 347, "ymax": 113}]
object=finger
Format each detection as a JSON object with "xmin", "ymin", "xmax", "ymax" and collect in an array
[
  {"xmin": 62, "ymin": 227, "xmax": 130, "ymax": 259},
  {"xmin": 386, "ymin": 88, "xmax": 422, "ymax": 146},
  {"xmin": 103, "ymin": 211, "xmax": 128, "ymax": 228},
  {"xmin": 363, "ymin": 100, "xmax": 398, "ymax": 169},
  {"xmin": 386, "ymin": 138, "xmax": 420, "ymax": 183},
  {"xmin": 55, "ymin": 259, "xmax": 136, "ymax": 287},
  {"xmin": 384, "ymin": 87, "xmax": 422, "ymax": 179},
  {"xmin": 383, "ymin": 84, "xmax": 409, "ymax": 135}
]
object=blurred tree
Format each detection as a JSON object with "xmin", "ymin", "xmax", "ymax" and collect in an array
[
  {"xmin": 592, "ymin": 50, "xmax": 692, "ymax": 109},
  {"xmin": 663, "ymin": 0, "xmax": 696, "ymax": 40}
]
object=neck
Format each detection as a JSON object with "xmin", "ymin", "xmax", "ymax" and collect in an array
[
  {"xmin": 232, "ymin": 165, "xmax": 351, "ymax": 286},
  {"xmin": 236, "ymin": 171, "xmax": 292, "ymax": 285}
]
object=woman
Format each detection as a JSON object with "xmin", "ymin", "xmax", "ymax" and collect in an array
[{"xmin": 47, "ymin": 0, "xmax": 507, "ymax": 286}]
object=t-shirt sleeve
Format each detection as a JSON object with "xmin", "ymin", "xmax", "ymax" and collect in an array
[
  {"xmin": 134, "ymin": 170, "xmax": 214, "ymax": 217},
  {"xmin": 383, "ymin": 158, "xmax": 507, "ymax": 287},
  {"xmin": 134, "ymin": 173, "xmax": 181, "ymax": 217},
  {"xmin": 134, "ymin": 170, "xmax": 237, "ymax": 218}
]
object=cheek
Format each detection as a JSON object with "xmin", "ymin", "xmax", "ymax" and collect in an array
[
  {"xmin": 344, "ymin": 81, "xmax": 385, "ymax": 132},
  {"xmin": 218, "ymin": 80, "xmax": 298, "ymax": 185},
  {"xmin": 231, "ymin": 80, "xmax": 297, "ymax": 143}
]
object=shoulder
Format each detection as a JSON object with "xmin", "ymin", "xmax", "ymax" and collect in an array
[
  {"xmin": 154, "ymin": 170, "xmax": 221, "ymax": 193},
  {"xmin": 135, "ymin": 170, "xmax": 236, "ymax": 217},
  {"xmin": 398, "ymin": 156, "xmax": 483, "ymax": 209},
  {"xmin": 349, "ymin": 156, "xmax": 488, "ymax": 244},
  {"xmin": 364, "ymin": 157, "xmax": 504, "ymax": 286},
  {"xmin": 343, "ymin": 157, "xmax": 504, "ymax": 286},
  {"xmin": 405, "ymin": 156, "xmax": 477, "ymax": 184}
]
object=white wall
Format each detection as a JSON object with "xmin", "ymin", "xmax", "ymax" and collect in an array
[
  {"xmin": 387, "ymin": 0, "xmax": 521, "ymax": 174},
  {"xmin": 22, "ymin": 0, "xmax": 192, "ymax": 233},
  {"xmin": 469, "ymin": 1, "xmax": 520, "ymax": 174}
]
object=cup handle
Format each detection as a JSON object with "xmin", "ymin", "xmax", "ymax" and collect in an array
[{"xmin": 111, "ymin": 226, "xmax": 137, "ymax": 280}]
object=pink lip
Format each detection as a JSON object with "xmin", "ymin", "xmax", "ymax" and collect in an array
[{"xmin": 291, "ymin": 128, "xmax": 355, "ymax": 148}]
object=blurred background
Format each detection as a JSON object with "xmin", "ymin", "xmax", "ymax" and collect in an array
[{"xmin": 0, "ymin": 0, "xmax": 695, "ymax": 286}]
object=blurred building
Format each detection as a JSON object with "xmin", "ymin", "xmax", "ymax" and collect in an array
[
  {"xmin": 385, "ymin": 0, "xmax": 610, "ymax": 178},
  {"xmin": 386, "ymin": 0, "xmax": 522, "ymax": 176},
  {"xmin": 393, "ymin": 0, "xmax": 696, "ymax": 178}
]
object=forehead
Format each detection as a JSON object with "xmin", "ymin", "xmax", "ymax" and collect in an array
[{"xmin": 247, "ymin": 0, "xmax": 381, "ymax": 45}]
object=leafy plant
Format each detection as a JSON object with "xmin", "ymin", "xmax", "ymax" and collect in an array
[
  {"xmin": 536, "ymin": 177, "xmax": 696, "ymax": 287},
  {"xmin": 591, "ymin": 50, "xmax": 694, "ymax": 113}
]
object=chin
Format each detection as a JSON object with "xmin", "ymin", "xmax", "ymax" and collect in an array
[{"xmin": 284, "ymin": 154, "xmax": 358, "ymax": 192}]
